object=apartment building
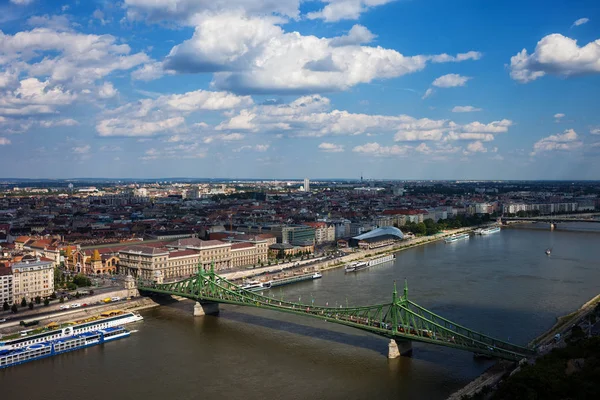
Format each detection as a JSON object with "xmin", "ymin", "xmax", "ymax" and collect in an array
[
  {"xmin": 0, "ymin": 266, "xmax": 12, "ymax": 306},
  {"xmin": 11, "ymin": 259, "xmax": 54, "ymax": 303}
]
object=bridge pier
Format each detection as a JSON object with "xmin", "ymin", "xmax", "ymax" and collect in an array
[
  {"xmin": 193, "ymin": 301, "xmax": 220, "ymax": 316},
  {"xmin": 388, "ymin": 339, "xmax": 412, "ymax": 359}
]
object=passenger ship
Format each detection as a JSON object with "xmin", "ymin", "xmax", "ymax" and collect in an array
[
  {"xmin": 444, "ymin": 233, "xmax": 470, "ymax": 243},
  {"xmin": 0, "ymin": 327, "xmax": 130, "ymax": 369},
  {"xmin": 0, "ymin": 311, "xmax": 142, "ymax": 352},
  {"xmin": 475, "ymin": 226, "xmax": 501, "ymax": 235},
  {"xmin": 345, "ymin": 254, "xmax": 395, "ymax": 273}
]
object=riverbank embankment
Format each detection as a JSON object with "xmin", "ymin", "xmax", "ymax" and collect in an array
[
  {"xmin": 446, "ymin": 292, "xmax": 600, "ymax": 400},
  {"xmin": 222, "ymin": 227, "xmax": 478, "ymax": 283}
]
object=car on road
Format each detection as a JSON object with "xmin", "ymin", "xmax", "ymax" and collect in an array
[
  {"xmin": 0, "ymin": 318, "xmax": 7, "ymax": 323},
  {"xmin": 71, "ymin": 303, "xmax": 81, "ymax": 308},
  {"xmin": 59, "ymin": 305, "xmax": 70, "ymax": 310}
]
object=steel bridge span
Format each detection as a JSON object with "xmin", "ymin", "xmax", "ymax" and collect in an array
[{"xmin": 137, "ymin": 265, "xmax": 535, "ymax": 361}]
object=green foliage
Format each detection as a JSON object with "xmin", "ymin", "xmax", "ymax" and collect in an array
[
  {"xmin": 50, "ymin": 292, "xmax": 57, "ymax": 299},
  {"xmin": 73, "ymin": 274, "xmax": 92, "ymax": 287},
  {"xmin": 11, "ymin": 304, "xmax": 17, "ymax": 313},
  {"xmin": 567, "ymin": 325, "xmax": 586, "ymax": 344},
  {"xmin": 66, "ymin": 282, "xmax": 77, "ymax": 290},
  {"xmin": 28, "ymin": 302, "xmax": 34, "ymax": 310},
  {"xmin": 59, "ymin": 297, "xmax": 65, "ymax": 304},
  {"xmin": 20, "ymin": 297, "xmax": 27, "ymax": 307},
  {"xmin": 2, "ymin": 301, "xmax": 9, "ymax": 311},
  {"xmin": 35, "ymin": 296, "xmax": 41, "ymax": 304},
  {"xmin": 43, "ymin": 298, "xmax": 50, "ymax": 306},
  {"xmin": 491, "ymin": 337, "xmax": 600, "ymax": 400}
]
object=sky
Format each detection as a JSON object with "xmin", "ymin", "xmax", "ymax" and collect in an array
[{"xmin": 0, "ymin": 0, "xmax": 599, "ymax": 180}]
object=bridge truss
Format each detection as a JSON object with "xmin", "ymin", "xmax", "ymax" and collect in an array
[{"xmin": 137, "ymin": 264, "xmax": 535, "ymax": 361}]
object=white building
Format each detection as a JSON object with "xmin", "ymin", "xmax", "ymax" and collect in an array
[
  {"xmin": 11, "ymin": 259, "xmax": 54, "ymax": 304},
  {"xmin": 303, "ymin": 178, "xmax": 310, "ymax": 192},
  {"xmin": 0, "ymin": 267, "xmax": 13, "ymax": 306}
]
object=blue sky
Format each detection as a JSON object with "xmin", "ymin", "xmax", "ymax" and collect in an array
[{"xmin": 0, "ymin": 0, "xmax": 599, "ymax": 179}]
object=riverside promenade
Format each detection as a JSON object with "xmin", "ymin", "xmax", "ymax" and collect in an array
[{"xmin": 221, "ymin": 227, "xmax": 475, "ymax": 282}]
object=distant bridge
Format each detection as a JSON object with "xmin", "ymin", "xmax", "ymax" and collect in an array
[
  {"xmin": 502, "ymin": 213, "xmax": 600, "ymax": 224},
  {"xmin": 137, "ymin": 264, "xmax": 535, "ymax": 361}
]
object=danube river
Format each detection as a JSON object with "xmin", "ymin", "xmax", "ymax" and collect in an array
[{"xmin": 2, "ymin": 225, "xmax": 600, "ymax": 399}]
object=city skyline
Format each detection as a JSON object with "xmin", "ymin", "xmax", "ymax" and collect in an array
[{"xmin": 0, "ymin": 0, "xmax": 599, "ymax": 179}]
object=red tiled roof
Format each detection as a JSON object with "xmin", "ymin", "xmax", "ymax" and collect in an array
[
  {"xmin": 168, "ymin": 250, "xmax": 198, "ymax": 258},
  {"xmin": 231, "ymin": 242, "xmax": 254, "ymax": 250}
]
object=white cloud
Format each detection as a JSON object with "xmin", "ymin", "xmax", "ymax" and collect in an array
[
  {"xmin": 422, "ymin": 88, "xmax": 434, "ymax": 99},
  {"xmin": 573, "ymin": 18, "xmax": 589, "ymax": 27},
  {"xmin": 27, "ymin": 15, "xmax": 71, "ymax": 31},
  {"xmin": 318, "ymin": 142, "xmax": 344, "ymax": 152},
  {"xmin": 124, "ymin": 0, "xmax": 301, "ymax": 24},
  {"xmin": 156, "ymin": 12, "xmax": 481, "ymax": 94},
  {"xmin": 465, "ymin": 141, "xmax": 487, "ymax": 153},
  {"xmin": 203, "ymin": 133, "xmax": 245, "ymax": 143},
  {"xmin": 234, "ymin": 144, "xmax": 270, "ymax": 152},
  {"xmin": 432, "ymin": 74, "xmax": 471, "ymax": 88},
  {"xmin": 98, "ymin": 89, "xmax": 253, "ymax": 137},
  {"xmin": 430, "ymin": 51, "xmax": 482, "ymax": 63},
  {"xmin": 554, "ymin": 113, "xmax": 565, "ymax": 119},
  {"xmin": 352, "ymin": 142, "xmax": 409, "ymax": 157},
  {"xmin": 97, "ymin": 117, "xmax": 185, "ymax": 137},
  {"xmin": 510, "ymin": 34, "xmax": 600, "ymax": 83},
  {"xmin": 447, "ymin": 132, "xmax": 495, "ymax": 142},
  {"xmin": 452, "ymin": 106, "xmax": 482, "ymax": 113},
  {"xmin": 0, "ymin": 137, "xmax": 11, "ymax": 145},
  {"xmin": 72, "ymin": 144, "xmax": 91, "ymax": 154},
  {"xmin": 0, "ymin": 28, "xmax": 149, "ymax": 87},
  {"xmin": 459, "ymin": 119, "xmax": 512, "ymax": 133},
  {"xmin": 0, "ymin": 78, "xmax": 77, "ymax": 116},
  {"xmin": 307, "ymin": 0, "xmax": 394, "ymax": 22},
  {"xmin": 39, "ymin": 118, "xmax": 78, "ymax": 128},
  {"xmin": 591, "ymin": 128, "xmax": 600, "ymax": 135},
  {"xmin": 531, "ymin": 128, "xmax": 583, "ymax": 155},
  {"xmin": 330, "ymin": 25, "xmax": 376, "ymax": 47},
  {"xmin": 10, "ymin": 0, "xmax": 34, "ymax": 5},
  {"xmin": 394, "ymin": 128, "xmax": 445, "ymax": 142},
  {"xmin": 98, "ymin": 82, "xmax": 118, "ymax": 99},
  {"xmin": 217, "ymin": 95, "xmax": 513, "ymax": 153}
]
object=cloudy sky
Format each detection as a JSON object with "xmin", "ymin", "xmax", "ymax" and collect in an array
[{"xmin": 0, "ymin": 0, "xmax": 599, "ymax": 180}]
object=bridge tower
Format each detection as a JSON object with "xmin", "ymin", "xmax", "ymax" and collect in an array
[
  {"xmin": 193, "ymin": 260, "xmax": 220, "ymax": 316},
  {"xmin": 388, "ymin": 280, "xmax": 413, "ymax": 359}
]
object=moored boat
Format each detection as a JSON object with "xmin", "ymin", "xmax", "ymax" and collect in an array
[
  {"xmin": 480, "ymin": 226, "xmax": 501, "ymax": 235},
  {"xmin": 0, "ymin": 327, "xmax": 130, "ymax": 369},
  {"xmin": 444, "ymin": 233, "xmax": 470, "ymax": 243},
  {"xmin": 0, "ymin": 311, "xmax": 143, "ymax": 352}
]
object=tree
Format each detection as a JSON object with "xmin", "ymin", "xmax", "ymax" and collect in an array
[
  {"xmin": 2, "ymin": 301, "xmax": 9, "ymax": 311},
  {"xmin": 89, "ymin": 289, "xmax": 94, "ymax": 295},
  {"xmin": 21, "ymin": 297, "xmax": 27, "ymax": 307},
  {"xmin": 11, "ymin": 304, "xmax": 17, "ymax": 313},
  {"xmin": 66, "ymin": 282, "xmax": 77, "ymax": 291},
  {"xmin": 28, "ymin": 301, "xmax": 34, "ymax": 310},
  {"xmin": 59, "ymin": 296, "xmax": 65, "ymax": 304},
  {"xmin": 44, "ymin": 298, "xmax": 50, "ymax": 306},
  {"xmin": 35, "ymin": 296, "xmax": 41, "ymax": 304},
  {"xmin": 73, "ymin": 274, "xmax": 92, "ymax": 287}
]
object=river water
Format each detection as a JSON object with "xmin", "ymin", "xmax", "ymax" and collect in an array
[{"xmin": 2, "ymin": 225, "xmax": 600, "ymax": 400}]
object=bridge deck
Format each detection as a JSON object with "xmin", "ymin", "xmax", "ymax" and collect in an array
[{"xmin": 138, "ymin": 269, "xmax": 535, "ymax": 362}]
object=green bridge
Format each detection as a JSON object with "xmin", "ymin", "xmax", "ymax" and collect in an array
[{"xmin": 137, "ymin": 264, "xmax": 535, "ymax": 361}]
